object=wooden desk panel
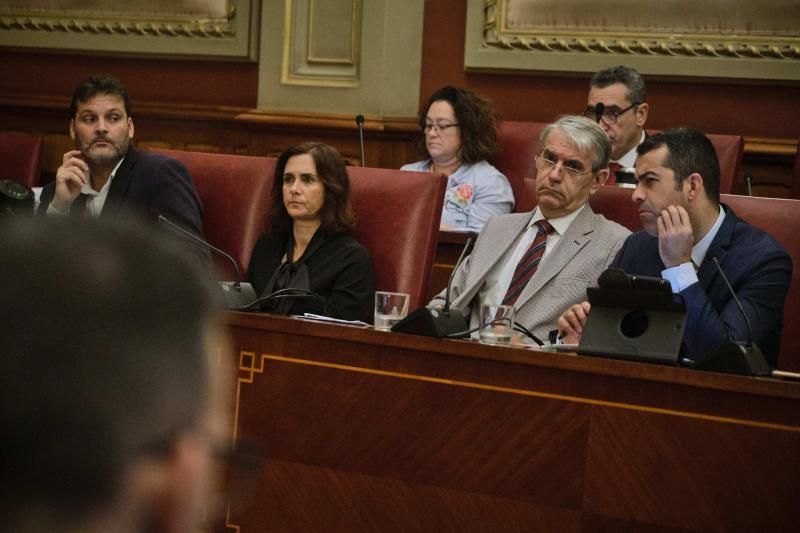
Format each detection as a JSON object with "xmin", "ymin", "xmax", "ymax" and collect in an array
[{"xmin": 224, "ymin": 313, "xmax": 800, "ymax": 532}]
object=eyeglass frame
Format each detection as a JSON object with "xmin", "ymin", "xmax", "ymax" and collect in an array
[
  {"xmin": 534, "ymin": 155, "xmax": 594, "ymax": 178},
  {"xmin": 583, "ymin": 102, "xmax": 640, "ymax": 125},
  {"xmin": 423, "ymin": 122, "xmax": 460, "ymax": 134}
]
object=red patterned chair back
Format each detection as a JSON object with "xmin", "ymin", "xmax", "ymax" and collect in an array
[
  {"xmin": 721, "ymin": 194, "xmax": 800, "ymax": 371},
  {"xmin": 493, "ymin": 121, "xmax": 548, "ymax": 213},
  {"xmin": 347, "ymin": 167, "xmax": 446, "ymax": 310},
  {"xmin": 150, "ymin": 149, "xmax": 275, "ymax": 280},
  {"xmin": 0, "ymin": 131, "xmax": 44, "ymax": 188}
]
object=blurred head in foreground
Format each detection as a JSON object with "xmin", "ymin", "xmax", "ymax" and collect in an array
[{"xmin": 0, "ymin": 217, "xmax": 230, "ymax": 533}]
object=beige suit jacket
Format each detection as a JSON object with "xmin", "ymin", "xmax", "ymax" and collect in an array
[{"xmin": 431, "ymin": 204, "xmax": 630, "ymax": 341}]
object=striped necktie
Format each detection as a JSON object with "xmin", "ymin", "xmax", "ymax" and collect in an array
[{"xmin": 502, "ymin": 219, "xmax": 554, "ymax": 306}]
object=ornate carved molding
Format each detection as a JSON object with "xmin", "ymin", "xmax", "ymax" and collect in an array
[
  {"xmin": 0, "ymin": 1, "xmax": 236, "ymax": 38},
  {"xmin": 0, "ymin": 15, "xmax": 235, "ymax": 38},
  {"xmin": 482, "ymin": 0, "xmax": 799, "ymax": 60},
  {"xmin": 0, "ymin": 1, "xmax": 255, "ymax": 59},
  {"xmin": 466, "ymin": 0, "xmax": 800, "ymax": 80}
]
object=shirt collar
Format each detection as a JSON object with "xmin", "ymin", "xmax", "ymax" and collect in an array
[
  {"xmin": 613, "ymin": 130, "xmax": 646, "ymax": 169},
  {"xmin": 529, "ymin": 203, "xmax": 586, "ymax": 236},
  {"xmin": 79, "ymin": 156, "xmax": 125, "ymax": 197},
  {"xmin": 691, "ymin": 205, "xmax": 726, "ymax": 268}
]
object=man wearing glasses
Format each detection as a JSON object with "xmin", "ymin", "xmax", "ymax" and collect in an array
[
  {"xmin": 430, "ymin": 115, "xmax": 630, "ymax": 343},
  {"xmin": 584, "ymin": 66, "xmax": 649, "ymax": 184}
]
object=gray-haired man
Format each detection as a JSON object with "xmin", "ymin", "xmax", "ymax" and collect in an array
[{"xmin": 430, "ymin": 115, "xmax": 631, "ymax": 342}]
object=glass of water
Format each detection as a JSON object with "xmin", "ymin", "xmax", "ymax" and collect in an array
[
  {"xmin": 479, "ymin": 304, "xmax": 515, "ymax": 345},
  {"xmin": 374, "ymin": 291, "xmax": 410, "ymax": 330}
]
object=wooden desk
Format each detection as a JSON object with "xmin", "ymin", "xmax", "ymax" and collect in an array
[{"xmin": 224, "ymin": 312, "xmax": 800, "ymax": 532}]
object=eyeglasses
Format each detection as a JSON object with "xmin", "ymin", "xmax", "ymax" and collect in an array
[
  {"xmin": 583, "ymin": 102, "xmax": 639, "ymax": 125},
  {"xmin": 535, "ymin": 155, "xmax": 591, "ymax": 178},
  {"xmin": 423, "ymin": 122, "xmax": 460, "ymax": 133}
]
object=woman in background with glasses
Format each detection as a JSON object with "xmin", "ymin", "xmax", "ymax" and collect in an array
[{"xmin": 401, "ymin": 86, "xmax": 513, "ymax": 232}]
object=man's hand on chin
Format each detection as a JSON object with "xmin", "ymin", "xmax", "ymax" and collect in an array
[{"xmin": 657, "ymin": 205, "xmax": 693, "ymax": 268}]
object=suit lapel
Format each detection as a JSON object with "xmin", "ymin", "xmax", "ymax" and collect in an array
[
  {"xmin": 515, "ymin": 205, "xmax": 595, "ymax": 308},
  {"xmin": 100, "ymin": 147, "xmax": 137, "ymax": 217},
  {"xmin": 697, "ymin": 204, "xmax": 737, "ymax": 290},
  {"xmin": 454, "ymin": 213, "xmax": 531, "ymax": 306}
]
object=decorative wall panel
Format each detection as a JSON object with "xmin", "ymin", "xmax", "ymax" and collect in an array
[
  {"xmin": 0, "ymin": 0, "xmax": 258, "ymax": 59},
  {"xmin": 465, "ymin": 0, "xmax": 800, "ymax": 81},
  {"xmin": 281, "ymin": 0, "xmax": 361, "ymax": 87}
]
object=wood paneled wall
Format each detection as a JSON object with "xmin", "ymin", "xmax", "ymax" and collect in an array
[
  {"xmin": 0, "ymin": 93, "xmax": 420, "ymax": 184},
  {"xmin": 1, "ymin": 0, "xmax": 799, "ymax": 194}
]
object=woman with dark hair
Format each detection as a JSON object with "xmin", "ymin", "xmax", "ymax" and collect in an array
[
  {"xmin": 402, "ymin": 86, "xmax": 514, "ymax": 232},
  {"xmin": 246, "ymin": 142, "xmax": 375, "ymax": 321}
]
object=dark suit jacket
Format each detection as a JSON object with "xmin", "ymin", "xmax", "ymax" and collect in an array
[
  {"xmin": 40, "ymin": 147, "xmax": 209, "ymax": 265},
  {"xmin": 611, "ymin": 204, "xmax": 792, "ymax": 366}
]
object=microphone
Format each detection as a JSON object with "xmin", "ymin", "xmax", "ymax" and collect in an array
[
  {"xmin": 692, "ymin": 256, "xmax": 771, "ymax": 375},
  {"xmin": 443, "ymin": 236, "xmax": 473, "ymax": 316},
  {"xmin": 156, "ymin": 214, "xmax": 257, "ymax": 310},
  {"xmin": 593, "ymin": 102, "xmax": 605, "ymax": 124},
  {"xmin": 355, "ymin": 114, "xmax": 366, "ymax": 167},
  {"xmin": 239, "ymin": 287, "xmax": 327, "ymax": 312},
  {"xmin": 391, "ymin": 236, "xmax": 474, "ymax": 338}
]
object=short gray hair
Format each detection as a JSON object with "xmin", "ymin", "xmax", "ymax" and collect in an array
[{"xmin": 540, "ymin": 115, "xmax": 611, "ymax": 172}]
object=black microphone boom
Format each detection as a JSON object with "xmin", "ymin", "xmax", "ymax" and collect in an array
[
  {"xmin": 594, "ymin": 102, "xmax": 605, "ymax": 124},
  {"xmin": 443, "ymin": 236, "xmax": 474, "ymax": 314},
  {"xmin": 692, "ymin": 256, "xmax": 771, "ymax": 376},
  {"xmin": 391, "ymin": 236, "xmax": 474, "ymax": 338},
  {"xmin": 355, "ymin": 114, "xmax": 366, "ymax": 167},
  {"xmin": 156, "ymin": 214, "xmax": 257, "ymax": 310}
]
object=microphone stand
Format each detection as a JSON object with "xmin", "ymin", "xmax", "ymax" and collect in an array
[
  {"xmin": 691, "ymin": 257, "xmax": 771, "ymax": 375},
  {"xmin": 157, "ymin": 214, "xmax": 257, "ymax": 310},
  {"xmin": 355, "ymin": 114, "xmax": 366, "ymax": 167}
]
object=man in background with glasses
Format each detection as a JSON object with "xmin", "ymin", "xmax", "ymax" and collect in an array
[
  {"xmin": 584, "ymin": 66, "xmax": 649, "ymax": 184},
  {"xmin": 430, "ymin": 115, "xmax": 630, "ymax": 343}
]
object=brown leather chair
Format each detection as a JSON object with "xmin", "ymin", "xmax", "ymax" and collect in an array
[
  {"xmin": 647, "ymin": 130, "xmax": 744, "ymax": 195},
  {"xmin": 588, "ymin": 185, "xmax": 640, "ymax": 231},
  {"xmin": 0, "ymin": 131, "xmax": 44, "ymax": 188},
  {"xmin": 492, "ymin": 121, "xmax": 547, "ymax": 213},
  {"xmin": 708, "ymin": 134, "xmax": 745, "ymax": 195},
  {"xmin": 150, "ymin": 148, "xmax": 275, "ymax": 280},
  {"xmin": 347, "ymin": 167, "xmax": 447, "ymax": 311},
  {"xmin": 721, "ymin": 194, "xmax": 800, "ymax": 371},
  {"xmin": 517, "ymin": 177, "xmax": 538, "ymax": 213}
]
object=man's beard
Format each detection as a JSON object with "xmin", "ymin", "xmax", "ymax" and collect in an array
[{"xmin": 76, "ymin": 134, "xmax": 130, "ymax": 167}]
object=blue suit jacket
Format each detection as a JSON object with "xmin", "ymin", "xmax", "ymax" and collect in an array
[
  {"xmin": 610, "ymin": 205, "xmax": 792, "ymax": 366},
  {"xmin": 40, "ymin": 147, "xmax": 209, "ymax": 265}
]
